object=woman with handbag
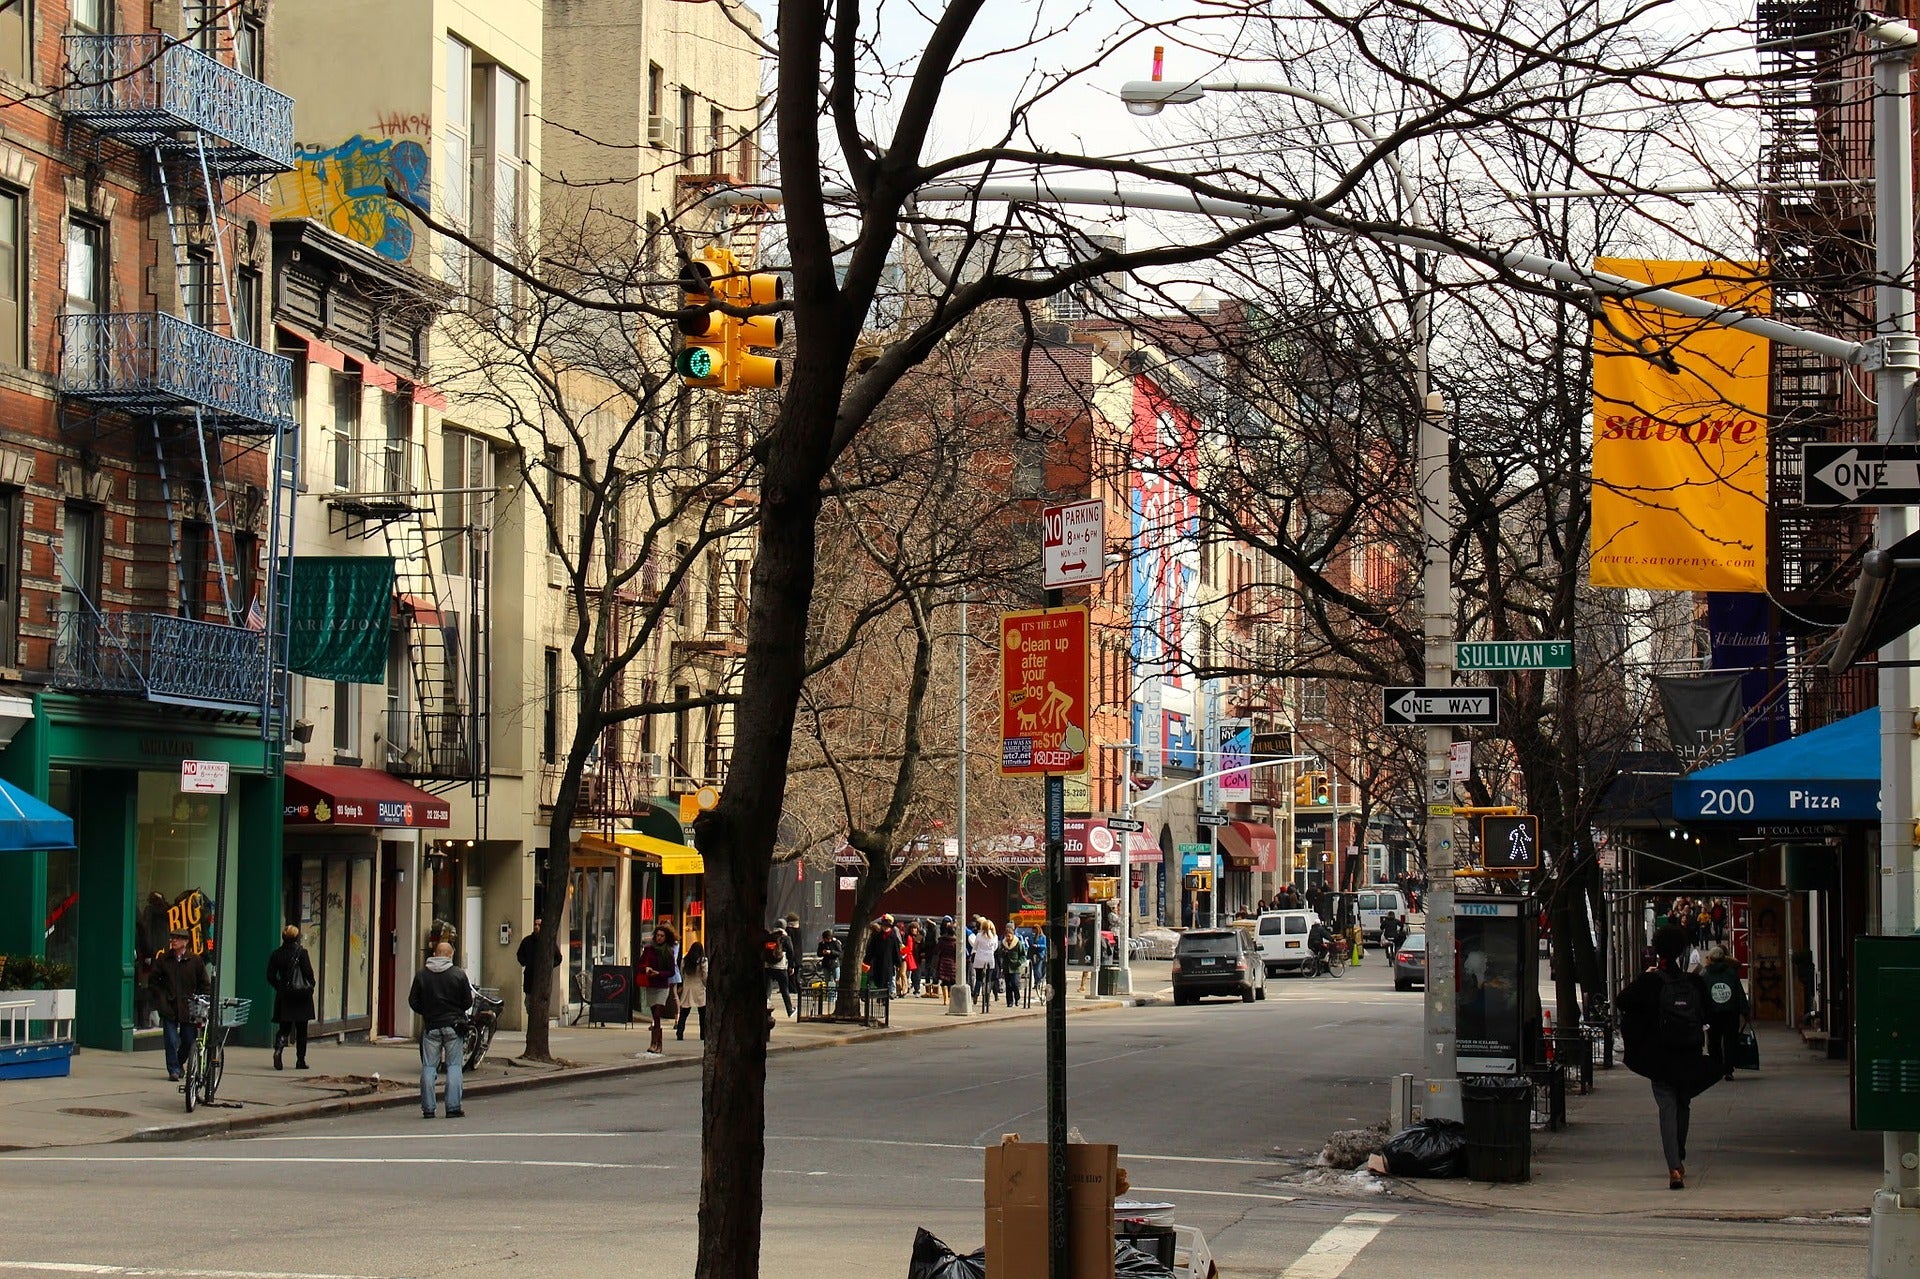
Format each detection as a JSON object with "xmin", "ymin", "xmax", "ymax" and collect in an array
[
  {"xmin": 674, "ymin": 938, "xmax": 707, "ymax": 1041},
  {"xmin": 636, "ymin": 923, "xmax": 678, "ymax": 1058},
  {"xmin": 266, "ymin": 924, "xmax": 317, "ymax": 1071}
]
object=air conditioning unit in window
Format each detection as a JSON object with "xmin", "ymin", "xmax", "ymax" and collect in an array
[
  {"xmin": 646, "ymin": 116, "xmax": 674, "ymax": 148},
  {"xmin": 640, "ymin": 751, "xmax": 665, "ymax": 780}
]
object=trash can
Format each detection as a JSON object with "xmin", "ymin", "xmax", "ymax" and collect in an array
[
  {"xmin": 1097, "ymin": 965, "xmax": 1120, "ymax": 996},
  {"xmin": 1461, "ymin": 1074, "xmax": 1532, "ymax": 1182}
]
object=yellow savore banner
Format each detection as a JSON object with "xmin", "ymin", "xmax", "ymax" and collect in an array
[{"xmin": 1590, "ymin": 259, "xmax": 1770, "ymax": 592}]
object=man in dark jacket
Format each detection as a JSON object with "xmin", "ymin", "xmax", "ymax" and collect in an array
[
  {"xmin": 1617, "ymin": 924, "xmax": 1721, "ymax": 1188},
  {"xmin": 864, "ymin": 917, "xmax": 900, "ymax": 996},
  {"xmin": 515, "ymin": 918, "xmax": 561, "ymax": 1016},
  {"xmin": 147, "ymin": 928, "xmax": 210, "ymax": 1082},
  {"xmin": 409, "ymin": 941, "xmax": 475, "ymax": 1118},
  {"xmin": 1700, "ymin": 945, "xmax": 1751, "ymax": 1081}
]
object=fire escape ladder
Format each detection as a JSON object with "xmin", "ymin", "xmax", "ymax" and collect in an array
[{"xmin": 381, "ymin": 507, "xmax": 461, "ymax": 781}]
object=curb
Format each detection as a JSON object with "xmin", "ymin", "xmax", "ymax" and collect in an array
[{"xmin": 119, "ymin": 995, "xmax": 1150, "ymax": 1145}]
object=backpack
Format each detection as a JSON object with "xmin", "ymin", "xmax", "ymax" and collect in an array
[{"xmin": 1657, "ymin": 972, "xmax": 1705, "ymax": 1052}]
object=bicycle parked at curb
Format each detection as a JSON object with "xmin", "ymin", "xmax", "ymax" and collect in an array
[{"xmin": 181, "ymin": 995, "xmax": 251, "ymax": 1112}]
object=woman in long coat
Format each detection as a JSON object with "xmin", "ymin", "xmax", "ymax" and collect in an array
[
  {"xmin": 265, "ymin": 924, "xmax": 317, "ymax": 1070},
  {"xmin": 674, "ymin": 938, "xmax": 707, "ymax": 1040}
]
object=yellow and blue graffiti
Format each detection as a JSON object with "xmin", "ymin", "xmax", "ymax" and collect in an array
[{"xmin": 276, "ymin": 135, "xmax": 431, "ymax": 263}]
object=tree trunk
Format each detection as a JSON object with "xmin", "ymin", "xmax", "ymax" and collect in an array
[{"xmin": 836, "ymin": 856, "xmax": 886, "ymax": 1018}]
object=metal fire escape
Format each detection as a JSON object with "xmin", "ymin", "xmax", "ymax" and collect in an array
[
  {"xmin": 54, "ymin": 28, "xmax": 298, "ymax": 749},
  {"xmin": 1755, "ymin": 0, "xmax": 1884, "ymax": 723},
  {"xmin": 327, "ymin": 429, "xmax": 492, "ymax": 824}
]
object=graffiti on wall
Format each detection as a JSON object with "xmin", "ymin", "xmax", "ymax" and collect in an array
[{"xmin": 275, "ymin": 134, "xmax": 431, "ymax": 264}]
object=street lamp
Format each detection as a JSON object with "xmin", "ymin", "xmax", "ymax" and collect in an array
[{"xmin": 1119, "ymin": 69, "xmax": 1460, "ymax": 1121}]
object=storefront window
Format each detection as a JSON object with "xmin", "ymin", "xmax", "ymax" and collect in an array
[
  {"xmin": 570, "ymin": 864, "xmax": 616, "ymax": 970},
  {"xmin": 43, "ymin": 769, "xmax": 77, "ymax": 972},
  {"xmin": 134, "ymin": 771, "xmax": 234, "ymax": 992},
  {"xmin": 291, "ymin": 850, "xmax": 374, "ymax": 1032}
]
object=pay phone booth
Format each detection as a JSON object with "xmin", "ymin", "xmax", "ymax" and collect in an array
[{"xmin": 1455, "ymin": 895, "xmax": 1540, "ymax": 1075}]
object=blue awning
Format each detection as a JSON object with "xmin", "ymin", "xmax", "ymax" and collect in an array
[
  {"xmin": 0, "ymin": 778, "xmax": 74, "ymax": 851},
  {"xmin": 1673, "ymin": 710, "xmax": 1878, "ymax": 823}
]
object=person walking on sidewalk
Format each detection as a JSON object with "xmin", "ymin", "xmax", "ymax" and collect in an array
[
  {"xmin": 764, "ymin": 926, "xmax": 794, "ymax": 1016},
  {"xmin": 265, "ymin": 924, "xmax": 316, "ymax": 1071},
  {"xmin": 636, "ymin": 923, "xmax": 677, "ymax": 1057},
  {"xmin": 782, "ymin": 914, "xmax": 805, "ymax": 1007},
  {"xmin": 1701, "ymin": 945, "xmax": 1750, "ymax": 1081},
  {"xmin": 817, "ymin": 929, "xmax": 842, "ymax": 989},
  {"xmin": 408, "ymin": 941, "xmax": 474, "ymax": 1119},
  {"xmin": 675, "ymin": 938, "xmax": 707, "ymax": 1041},
  {"xmin": 969, "ymin": 917, "xmax": 999, "ymax": 1011},
  {"xmin": 934, "ymin": 920, "xmax": 959, "ymax": 1000},
  {"xmin": 863, "ymin": 916, "xmax": 900, "ymax": 1001},
  {"xmin": 997, "ymin": 925, "xmax": 1025, "ymax": 1008},
  {"xmin": 148, "ymin": 928, "xmax": 210, "ymax": 1083},
  {"xmin": 1617, "ymin": 923, "xmax": 1722, "ymax": 1189}
]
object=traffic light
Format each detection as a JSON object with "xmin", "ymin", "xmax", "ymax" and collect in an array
[
  {"xmin": 1293, "ymin": 771, "xmax": 1314, "ymax": 807},
  {"xmin": 1479, "ymin": 814, "xmax": 1541, "ymax": 871},
  {"xmin": 725, "ymin": 269, "xmax": 784, "ymax": 392},
  {"xmin": 1313, "ymin": 772, "xmax": 1331, "ymax": 806},
  {"xmin": 675, "ymin": 248, "xmax": 729, "ymax": 388}
]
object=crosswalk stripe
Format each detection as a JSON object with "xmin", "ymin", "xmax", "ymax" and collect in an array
[{"xmin": 1281, "ymin": 1210, "xmax": 1397, "ymax": 1278}]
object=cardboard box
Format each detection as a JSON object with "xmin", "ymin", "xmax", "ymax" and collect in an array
[{"xmin": 984, "ymin": 1136, "xmax": 1117, "ymax": 1279}]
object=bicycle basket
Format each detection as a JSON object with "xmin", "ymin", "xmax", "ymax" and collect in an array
[
  {"xmin": 217, "ymin": 997, "xmax": 253, "ymax": 1027},
  {"xmin": 187, "ymin": 993, "xmax": 212, "ymax": 1023}
]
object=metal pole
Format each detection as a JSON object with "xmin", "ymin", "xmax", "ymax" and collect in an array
[
  {"xmin": 1868, "ymin": 27, "xmax": 1920, "ymax": 1277},
  {"xmin": 1116, "ymin": 760, "xmax": 1133, "ymax": 995},
  {"xmin": 1043, "ymin": 598, "xmax": 1069, "ymax": 1279},
  {"xmin": 1202, "ymin": 678, "xmax": 1218, "ymax": 928},
  {"xmin": 950, "ymin": 591, "xmax": 972, "ymax": 1016}
]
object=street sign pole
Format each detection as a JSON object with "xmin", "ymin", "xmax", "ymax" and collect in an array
[
  {"xmin": 1420, "ymin": 392, "xmax": 1463, "ymax": 1125},
  {"xmin": 1043, "ymin": 593, "xmax": 1069, "ymax": 1279}
]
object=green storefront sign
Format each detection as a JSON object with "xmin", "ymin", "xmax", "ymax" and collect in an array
[
  {"xmin": 286, "ymin": 556, "xmax": 395, "ymax": 683},
  {"xmin": 1454, "ymin": 640, "xmax": 1573, "ymax": 672}
]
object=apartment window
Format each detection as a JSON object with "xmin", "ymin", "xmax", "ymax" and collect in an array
[
  {"xmin": 59, "ymin": 502, "xmax": 103, "ymax": 624},
  {"xmin": 191, "ymin": 2, "xmax": 219, "ymax": 52},
  {"xmin": 333, "ymin": 680, "xmax": 358, "ymax": 757},
  {"xmin": 330, "ymin": 371, "xmax": 359, "ymax": 490},
  {"xmin": 0, "ymin": 189, "xmax": 22, "ymax": 366},
  {"xmin": 232, "ymin": 266, "xmax": 261, "ymax": 346},
  {"xmin": 709, "ymin": 106, "xmax": 726, "ymax": 170},
  {"xmin": 0, "ymin": 488, "xmax": 19, "ymax": 666},
  {"xmin": 236, "ymin": 18, "xmax": 262, "ymax": 80},
  {"xmin": 233, "ymin": 530, "xmax": 259, "ymax": 620},
  {"xmin": 0, "ymin": 1, "xmax": 28, "ymax": 79},
  {"xmin": 673, "ymin": 542, "xmax": 690, "ymax": 627},
  {"xmin": 442, "ymin": 35, "xmax": 472, "ymax": 289},
  {"xmin": 543, "ymin": 444, "xmax": 563, "ymax": 551},
  {"xmin": 672, "ymin": 683, "xmax": 690, "ymax": 777},
  {"xmin": 542, "ymin": 648, "xmax": 559, "ymax": 763},
  {"xmin": 382, "ymin": 392, "xmax": 411, "ymax": 492},
  {"xmin": 704, "ymin": 550, "xmax": 722, "ymax": 633},
  {"xmin": 466, "ymin": 59, "xmax": 527, "ymax": 308},
  {"xmin": 647, "ymin": 63, "xmax": 664, "ymax": 124},
  {"xmin": 441, "ymin": 427, "xmax": 494, "ymax": 580},
  {"xmin": 179, "ymin": 523, "xmax": 210, "ymax": 620},
  {"xmin": 66, "ymin": 217, "xmax": 104, "ymax": 315},
  {"xmin": 678, "ymin": 89, "xmax": 696, "ymax": 168},
  {"xmin": 73, "ymin": 0, "xmax": 107, "ymax": 33},
  {"xmin": 183, "ymin": 250, "xmax": 214, "ymax": 329}
]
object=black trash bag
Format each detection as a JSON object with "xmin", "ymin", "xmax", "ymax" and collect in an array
[
  {"xmin": 908, "ymin": 1227, "xmax": 986, "ymax": 1279},
  {"xmin": 1115, "ymin": 1238, "xmax": 1179, "ymax": 1279},
  {"xmin": 1380, "ymin": 1118, "xmax": 1469, "ymax": 1179}
]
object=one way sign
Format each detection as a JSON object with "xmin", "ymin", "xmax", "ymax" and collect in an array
[
  {"xmin": 1801, "ymin": 443, "xmax": 1920, "ymax": 507},
  {"xmin": 1383, "ymin": 686, "xmax": 1500, "ymax": 727}
]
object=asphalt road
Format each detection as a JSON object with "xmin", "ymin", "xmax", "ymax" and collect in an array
[{"xmin": 0, "ymin": 964, "xmax": 1867, "ymax": 1278}]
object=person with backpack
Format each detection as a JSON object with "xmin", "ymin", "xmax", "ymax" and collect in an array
[
  {"xmin": 1700, "ymin": 945, "xmax": 1750, "ymax": 1080},
  {"xmin": 1616, "ymin": 923, "xmax": 1722, "ymax": 1189}
]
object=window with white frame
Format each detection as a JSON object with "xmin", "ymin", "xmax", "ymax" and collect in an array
[{"xmin": 442, "ymin": 35, "xmax": 472, "ymax": 290}]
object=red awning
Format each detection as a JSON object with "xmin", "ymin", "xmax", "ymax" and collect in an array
[
  {"xmin": 284, "ymin": 765, "xmax": 451, "ymax": 828},
  {"xmin": 396, "ymin": 593, "xmax": 443, "ymax": 626},
  {"xmin": 358, "ymin": 360, "xmax": 401, "ymax": 393},
  {"xmin": 1216, "ymin": 820, "xmax": 1279, "ymax": 873},
  {"xmin": 278, "ymin": 325, "xmax": 349, "ymax": 372},
  {"xmin": 408, "ymin": 380, "xmax": 448, "ymax": 410}
]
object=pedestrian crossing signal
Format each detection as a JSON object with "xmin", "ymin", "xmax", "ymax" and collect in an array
[{"xmin": 1478, "ymin": 814, "xmax": 1540, "ymax": 871}]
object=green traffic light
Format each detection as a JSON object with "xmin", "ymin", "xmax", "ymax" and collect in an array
[{"xmin": 677, "ymin": 347, "xmax": 714, "ymax": 379}]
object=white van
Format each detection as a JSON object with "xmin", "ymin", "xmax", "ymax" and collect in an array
[
  {"xmin": 1254, "ymin": 909, "xmax": 1319, "ymax": 976},
  {"xmin": 1357, "ymin": 887, "xmax": 1407, "ymax": 944}
]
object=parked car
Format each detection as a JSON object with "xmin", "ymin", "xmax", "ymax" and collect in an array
[
  {"xmin": 1172, "ymin": 928, "xmax": 1266, "ymax": 1005},
  {"xmin": 1358, "ymin": 887, "xmax": 1408, "ymax": 944},
  {"xmin": 1392, "ymin": 931, "xmax": 1427, "ymax": 991},
  {"xmin": 1253, "ymin": 909, "xmax": 1319, "ymax": 976}
]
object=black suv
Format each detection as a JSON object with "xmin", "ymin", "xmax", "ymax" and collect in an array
[{"xmin": 1172, "ymin": 928, "xmax": 1266, "ymax": 1005}]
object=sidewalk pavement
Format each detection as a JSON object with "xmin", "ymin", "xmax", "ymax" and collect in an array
[
  {"xmin": 0, "ymin": 966, "xmax": 1171, "ymax": 1152},
  {"xmin": 1398, "ymin": 1023, "xmax": 1882, "ymax": 1220}
]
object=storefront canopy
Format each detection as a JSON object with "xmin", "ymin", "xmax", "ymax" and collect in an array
[
  {"xmin": 1673, "ymin": 709, "xmax": 1878, "ymax": 823},
  {"xmin": 0, "ymin": 778, "xmax": 73, "ymax": 851},
  {"xmin": 579, "ymin": 829, "xmax": 703, "ymax": 875},
  {"xmin": 1215, "ymin": 820, "xmax": 1279, "ymax": 872},
  {"xmin": 283, "ymin": 764, "xmax": 452, "ymax": 828}
]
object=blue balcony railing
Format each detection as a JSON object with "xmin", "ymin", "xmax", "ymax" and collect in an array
[
  {"xmin": 51, "ymin": 611, "xmax": 268, "ymax": 711},
  {"xmin": 61, "ymin": 312, "xmax": 297, "ymax": 432},
  {"xmin": 63, "ymin": 34, "xmax": 295, "ymax": 176}
]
